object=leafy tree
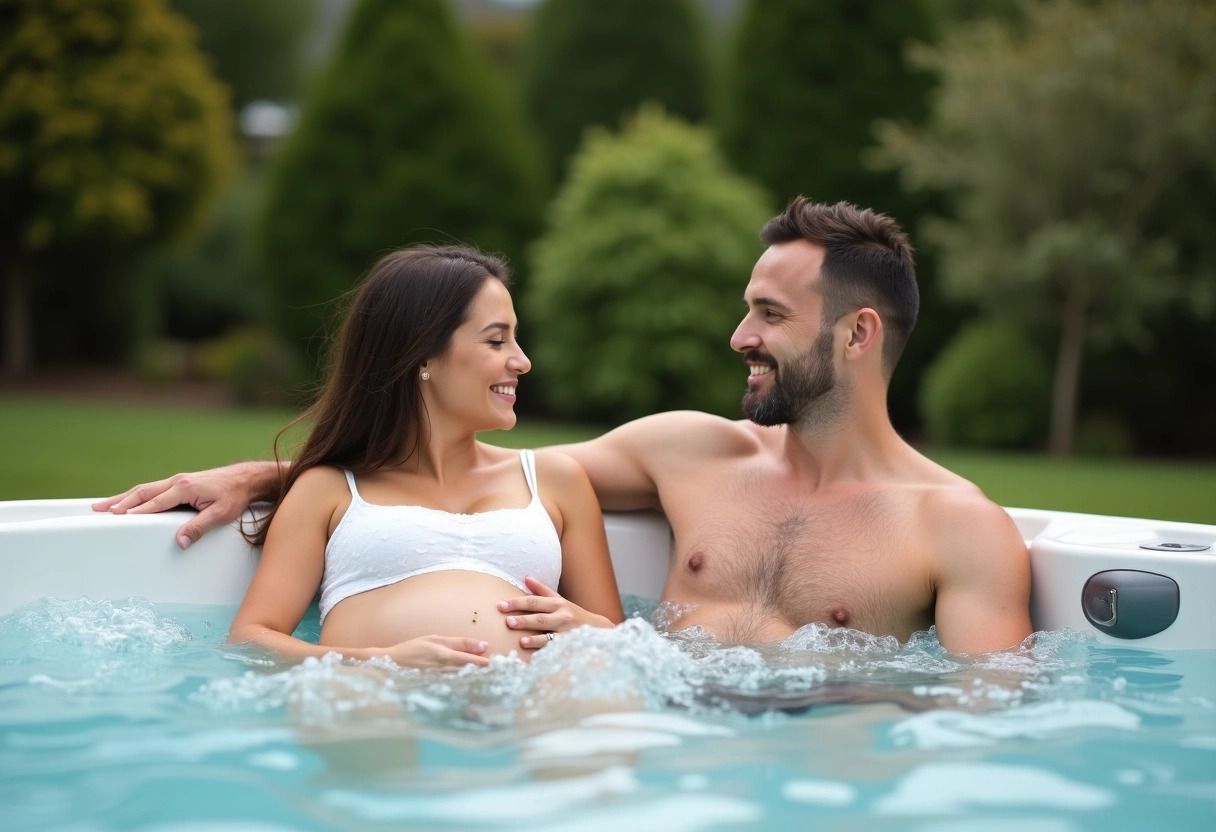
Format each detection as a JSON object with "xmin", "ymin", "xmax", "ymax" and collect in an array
[
  {"xmin": 259, "ymin": 0, "xmax": 546, "ymax": 364},
  {"xmin": 522, "ymin": 0, "xmax": 709, "ymax": 183},
  {"xmin": 875, "ymin": 0, "xmax": 1216, "ymax": 455},
  {"xmin": 171, "ymin": 0, "xmax": 313, "ymax": 111},
  {"xmin": 527, "ymin": 106, "xmax": 772, "ymax": 422},
  {"xmin": 0, "ymin": 0, "xmax": 235, "ymax": 375}
]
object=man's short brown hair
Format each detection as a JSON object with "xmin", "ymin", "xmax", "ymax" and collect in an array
[{"xmin": 760, "ymin": 197, "xmax": 918, "ymax": 375}]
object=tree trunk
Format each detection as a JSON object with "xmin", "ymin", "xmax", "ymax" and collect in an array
[
  {"xmin": 4, "ymin": 262, "xmax": 31, "ymax": 378},
  {"xmin": 1049, "ymin": 283, "xmax": 1087, "ymax": 457}
]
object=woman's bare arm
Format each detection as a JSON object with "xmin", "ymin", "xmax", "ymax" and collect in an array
[
  {"xmin": 228, "ymin": 467, "xmax": 490, "ymax": 668},
  {"xmin": 499, "ymin": 451, "xmax": 624, "ymax": 648}
]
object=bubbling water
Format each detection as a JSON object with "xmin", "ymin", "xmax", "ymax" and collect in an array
[
  {"xmin": 194, "ymin": 611, "xmax": 1071, "ymax": 728},
  {"xmin": 3, "ymin": 595, "xmax": 1183, "ymax": 735},
  {"xmin": 0, "ymin": 597, "xmax": 197, "ymax": 692}
]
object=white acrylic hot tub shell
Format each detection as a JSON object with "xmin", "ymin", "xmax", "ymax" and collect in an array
[{"xmin": 1, "ymin": 500, "xmax": 1213, "ymax": 650}]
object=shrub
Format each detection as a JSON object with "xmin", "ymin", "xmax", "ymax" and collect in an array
[
  {"xmin": 195, "ymin": 327, "xmax": 307, "ymax": 406},
  {"xmin": 919, "ymin": 321, "xmax": 1050, "ymax": 449},
  {"xmin": 130, "ymin": 339, "xmax": 191, "ymax": 387},
  {"xmin": 1074, "ymin": 413, "xmax": 1135, "ymax": 458},
  {"xmin": 527, "ymin": 106, "xmax": 772, "ymax": 422}
]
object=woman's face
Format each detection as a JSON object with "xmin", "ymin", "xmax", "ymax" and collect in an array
[{"xmin": 423, "ymin": 278, "xmax": 531, "ymax": 434}]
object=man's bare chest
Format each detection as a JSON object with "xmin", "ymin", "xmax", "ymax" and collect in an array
[{"xmin": 658, "ymin": 471, "xmax": 931, "ymax": 639}]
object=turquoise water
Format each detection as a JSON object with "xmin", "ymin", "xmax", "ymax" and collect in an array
[{"xmin": 1, "ymin": 597, "xmax": 1213, "ymax": 831}]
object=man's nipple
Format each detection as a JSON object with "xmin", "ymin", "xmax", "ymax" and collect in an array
[
  {"xmin": 831, "ymin": 608, "xmax": 850, "ymax": 627},
  {"xmin": 687, "ymin": 552, "xmax": 705, "ymax": 573}
]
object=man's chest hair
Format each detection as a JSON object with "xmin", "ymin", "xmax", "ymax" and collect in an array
[{"xmin": 676, "ymin": 491, "xmax": 915, "ymax": 625}]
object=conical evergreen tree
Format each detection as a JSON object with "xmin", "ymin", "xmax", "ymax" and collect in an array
[
  {"xmin": 260, "ymin": 0, "xmax": 545, "ymax": 362},
  {"xmin": 523, "ymin": 0, "xmax": 709, "ymax": 184},
  {"xmin": 718, "ymin": 0, "xmax": 938, "ymax": 213},
  {"xmin": 718, "ymin": 0, "xmax": 950, "ymax": 434}
]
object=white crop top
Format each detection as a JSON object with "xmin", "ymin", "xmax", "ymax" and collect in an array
[{"xmin": 318, "ymin": 449, "xmax": 562, "ymax": 622}]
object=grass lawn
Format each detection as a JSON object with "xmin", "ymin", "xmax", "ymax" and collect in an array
[
  {"xmin": 2, "ymin": 396, "xmax": 1213, "ymax": 524},
  {"xmin": 0, "ymin": 397, "xmax": 603, "ymax": 501}
]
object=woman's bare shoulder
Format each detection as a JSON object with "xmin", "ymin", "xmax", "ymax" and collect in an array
[
  {"xmin": 534, "ymin": 446, "xmax": 588, "ymax": 475},
  {"xmin": 283, "ymin": 465, "xmax": 348, "ymax": 503}
]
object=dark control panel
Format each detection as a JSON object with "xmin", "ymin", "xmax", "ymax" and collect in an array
[{"xmin": 1081, "ymin": 570, "xmax": 1180, "ymax": 639}]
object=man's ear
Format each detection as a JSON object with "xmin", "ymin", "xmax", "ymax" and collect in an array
[{"xmin": 843, "ymin": 308, "xmax": 883, "ymax": 361}]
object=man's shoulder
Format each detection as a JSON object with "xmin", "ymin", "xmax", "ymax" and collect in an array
[
  {"xmin": 921, "ymin": 479, "xmax": 1007, "ymax": 522},
  {"xmin": 608, "ymin": 410, "xmax": 760, "ymax": 457},
  {"xmin": 916, "ymin": 479, "xmax": 1026, "ymax": 563}
]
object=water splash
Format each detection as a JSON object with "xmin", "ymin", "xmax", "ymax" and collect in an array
[
  {"xmin": 0, "ymin": 597, "xmax": 197, "ymax": 697},
  {"xmin": 0, "ymin": 597, "xmax": 192, "ymax": 659},
  {"xmin": 188, "ymin": 603, "xmax": 1208, "ymax": 731}
]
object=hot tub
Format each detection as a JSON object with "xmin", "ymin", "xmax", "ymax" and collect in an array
[{"xmin": 1, "ymin": 499, "xmax": 1212, "ymax": 649}]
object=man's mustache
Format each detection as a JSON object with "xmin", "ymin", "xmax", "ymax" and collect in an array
[{"xmin": 744, "ymin": 350, "xmax": 776, "ymax": 369}]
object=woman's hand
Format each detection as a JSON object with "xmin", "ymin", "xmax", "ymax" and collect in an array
[
  {"xmin": 384, "ymin": 636, "xmax": 491, "ymax": 669},
  {"xmin": 499, "ymin": 576, "xmax": 615, "ymax": 650}
]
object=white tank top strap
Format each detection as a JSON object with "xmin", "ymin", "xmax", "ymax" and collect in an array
[
  {"xmin": 342, "ymin": 469, "xmax": 363, "ymax": 503},
  {"xmin": 520, "ymin": 449, "xmax": 540, "ymax": 500}
]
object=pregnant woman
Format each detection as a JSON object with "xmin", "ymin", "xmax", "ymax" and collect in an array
[{"xmin": 227, "ymin": 245, "xmax": 623, "ymax": 668}]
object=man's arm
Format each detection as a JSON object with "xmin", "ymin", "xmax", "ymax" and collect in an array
[
  {"xmin": 931, "ymin": 493, "xmax": 1034, "ymax": 654},
  {"xmin": 547, "ymin": 418, "xmax": 665, "ymax": 512},
  {"xmin": 92, "ymin": 460, "xmax": 287, "ymax": 549},
  {"xmin": 548, "ymin": 411, "xmax": 737, "ymax": 512}
]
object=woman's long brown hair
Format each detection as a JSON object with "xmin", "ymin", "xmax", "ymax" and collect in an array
[{"xmin": 245, "ymin": 245, "xmax": 511, "ymax": 547}]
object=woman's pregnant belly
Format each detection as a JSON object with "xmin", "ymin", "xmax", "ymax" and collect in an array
[{"xmin": 319, "ymin": 570, "xmax": 544, "ymax": 660}]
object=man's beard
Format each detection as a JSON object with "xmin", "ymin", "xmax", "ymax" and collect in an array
[{"xmin": 742, "ymin": 328, "xmax": 841, "ymax": 427}]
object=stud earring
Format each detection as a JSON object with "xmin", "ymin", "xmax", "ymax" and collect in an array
[{"xmin": 420, "ymin": 371, "xmax": 430, "ymax": 381}]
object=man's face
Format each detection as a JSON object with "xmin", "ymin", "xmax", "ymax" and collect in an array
[{"xmin": 730, "ymin": 242, "xmax": 842, "ymax": 426}]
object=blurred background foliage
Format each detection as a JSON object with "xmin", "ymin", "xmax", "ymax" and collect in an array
[
  {"xmin": 2, "ymin": 0, "xmax": 1214, "ymax": 461},
  {"xmin": 528, "ymin": 105, "xmax": 771, "ymax": 422},
  {"xmin": 258, "ymin": 0, "xmax": 545, "ymax": 371},
  {"xmin": 0, "ymin": 0, "xmax": 235, "ymax": 374},
  {"xmin": 522, "ymin": 0, "xmax": 709, "ymax": 185}
]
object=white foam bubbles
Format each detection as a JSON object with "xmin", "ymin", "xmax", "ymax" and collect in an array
[
  {"xmin": 0, "ymin": 597, "xmax": 192, "ymax": 659},
  {"xmin": 874, "ymin": 762, "xmax": 1116, "ymax": 814},
  {"xmin": 195, "ymin": 652, "xmax": 413, "ymax": 721},
  {"xmin": 530, "ymin": 794, "xmax": 763, "ymax": 832},
  {"xmin": 322, "ymin": 765, "xmax": 638, "ymax": 822},
  {"xmin": 519, "ymin": 710, "xmax": 736, "ymax": 766},
  {"xmin": 86, "ymin": 728, "xmax": 293, "ymax": 763},
  {"xmin": 783, "ymin": 622, "xmax": 903, "ymax": 654},
  {"xmin": 782, "ymin": 778, "xmax": 857, "ymax": 806},
  {"xmin": 890, "ymin": 700, "xmax": 1140, "ymax": 750}
]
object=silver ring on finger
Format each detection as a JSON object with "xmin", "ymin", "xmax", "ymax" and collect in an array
[{"xmin": 546, "ymin": 632, "xmax": 555, "ymax": 642}]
